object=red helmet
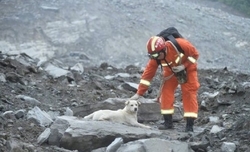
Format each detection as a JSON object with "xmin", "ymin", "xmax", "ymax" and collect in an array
[{"xmin": 146, "ymin": 36, "xmax": 165, "ymax": 54}]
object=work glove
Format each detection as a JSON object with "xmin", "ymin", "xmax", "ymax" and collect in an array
[
  {"xmin": 172, "ymin": 65, "xmax": 185, "ymax": 73},
  {"xmin": 130, "ymin": 94, "xmax": 142, "ymax": 100}
]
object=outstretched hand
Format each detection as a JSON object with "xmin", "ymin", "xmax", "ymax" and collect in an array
[{"xmin": 130, "ymin": 94, "xmax": 141, "ymax": 100}]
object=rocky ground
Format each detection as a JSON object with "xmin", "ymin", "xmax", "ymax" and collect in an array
[
  {"xmin": 0, "ymin": 0, "xmax": 250, "ymax": 152},
  {"xmin": 0, "ymin": 52, "xmax": 250, "ymax": 152}
]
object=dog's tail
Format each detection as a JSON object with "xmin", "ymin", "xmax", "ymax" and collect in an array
[{"xmin": 83, "ymin": 113, "xmax": 94, "ymax": 120}]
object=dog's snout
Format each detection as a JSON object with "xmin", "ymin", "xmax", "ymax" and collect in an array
[{"xmin": 134, "ymin": 107, "xmax": 137, "ymax": 111}]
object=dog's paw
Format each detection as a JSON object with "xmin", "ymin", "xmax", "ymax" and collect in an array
[{"xmin": 144, "ymin": 125, "xmax": 151, "ymax": 129}]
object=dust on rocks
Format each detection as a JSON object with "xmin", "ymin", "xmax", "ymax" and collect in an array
[{"xmin": 0, "ymin": 51, "xmax": 250, "ymax": 151}]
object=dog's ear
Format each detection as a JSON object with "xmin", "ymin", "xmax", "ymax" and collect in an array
[
  {"xmin": 137, "ymin": 100, "xmax": 141, "ymax": 106},
  {"xmin": 125, "ymin": 100, "xmax": 130, "ymax": 105}
]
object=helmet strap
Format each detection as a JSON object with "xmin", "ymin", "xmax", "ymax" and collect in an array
[
  {"xmin": 163, "ymin": 51, "xmax": 166, "ymax": 58},
  {"xmin": 162, "ymin": 48, "xmax": 167, "ymax": 58}
]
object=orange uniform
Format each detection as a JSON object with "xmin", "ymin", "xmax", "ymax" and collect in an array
[{"xmin": 137, "ymin": 38, "xmax": 200, "ymax": 118}]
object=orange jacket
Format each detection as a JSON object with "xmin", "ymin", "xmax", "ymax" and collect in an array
[{"xmin": 137, "ymin": 38, "xmax": 199, "ymax": 95}]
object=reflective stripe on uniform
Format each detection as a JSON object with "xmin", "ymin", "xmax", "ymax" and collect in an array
[
  {"xmin": 184, "ymin": 112, "xmax": 198, "ymax": 118},
  {"xmin": 161, "ymin": 109, "xmax": 174, "ymax": 114},
  {"xmin": 175, "ymin": 53, "xmax": 184, "ymax": 63},
  {"xmin": 140, "ymin": 79, "xmax": 150, "ymax": 86},
  {"xmin": 187, "ymin": 56, "xmax": 196, "ymax": 63},
  {"xmin": 161, "ymin": 62, "xmax": 172, "ymax": 66}
]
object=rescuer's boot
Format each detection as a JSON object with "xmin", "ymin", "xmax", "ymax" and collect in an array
[
  {"xmin": 185, "ymin": 117, "xmax": 195, "ymax": 132},
  {"xmin": 158, "ymin": 114, "xmax": 173, "ymax": 130}
]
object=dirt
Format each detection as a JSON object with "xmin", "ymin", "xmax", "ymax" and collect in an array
[
  {"xmin": 0, "ymin": 56, "xmax": 250, "ymax": 151},
  {"xmin": 0, "ymin": 0, "xmax": 250, "ymax": 152}
]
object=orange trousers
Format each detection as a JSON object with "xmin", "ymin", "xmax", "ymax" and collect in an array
[{"xmin": 160, "ymin": 70, "xmax": 200, "ymax": 118}]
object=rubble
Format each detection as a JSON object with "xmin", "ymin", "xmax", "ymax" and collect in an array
[
  {"xmin": 0, "ymin": 0, "xmax": 250, "ymax": 151},
  {"xmin": 0, "ymin": 51, "xmax": 249, "ymax": 151}
]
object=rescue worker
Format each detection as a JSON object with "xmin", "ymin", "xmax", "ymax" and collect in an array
[{"xmin": 130, "ymin": 36, "xmax": 200, "ymax": 132}]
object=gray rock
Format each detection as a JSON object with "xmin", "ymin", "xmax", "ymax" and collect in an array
[
  {"xmin": 27, "ymin": 106, "xmax": 53, "ymax": 127},
  {"xmin": 48, "ymin": 118, "xmax": 70, "ymax": 146},
  {"xmin": 221, "ymin": 142, "xmax": 236, "ymax": 152},
  {"xmin": 117, "ymin": 138, "xmax": 193, "ymax": 152},
  {"xmin": 15, "ymin": 95, "xmax": 41, "ymax": 105},
  {"xmin": 50, "ymin": 116, "xmax": 162, "ymax": 152},
  {"xmin": 0, "ymin": 73, "xmax": 6, "ymax": 82},
  {"xmin": 210, "ymin": 125, "xmax": 224, "ymax": 134},
  {"xmin": 44, "ymin": 63, "xmax": 71, "ymax": 78},
  {"xmin": 6, "ymin": 138, "xmax": 35, "ymax": 152},
  {"xmin": 2, "ymin": 111, "xmax": 15, "ymax": 119},
  {"xmin": 37, "ymin": 128, "xmax": 51, "ymax": 145},
  {"xmin": 64, "ymin": 107, "xmax": 74, "ymax": 116},
  {"xmin": 106, "ymin": 137, "xmax": 123, "ymax": 152},
  {"xmin": 14, "ymin": 109, "xmax": 26, "ymax": 119}
]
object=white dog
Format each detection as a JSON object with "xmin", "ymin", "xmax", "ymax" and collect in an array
[{"xmin": 83, "ymin": 100, "xmax": 150, "ymax": 129}]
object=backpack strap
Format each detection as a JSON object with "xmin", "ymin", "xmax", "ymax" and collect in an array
[{"xmin": 167, "ymin": 35, "xmax": 184, "ymax": 54}]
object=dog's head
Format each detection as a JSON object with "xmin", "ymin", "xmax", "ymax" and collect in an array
[{"xmin": 125, "ymin": 100, "xmax": 141, "ymax": 113}]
